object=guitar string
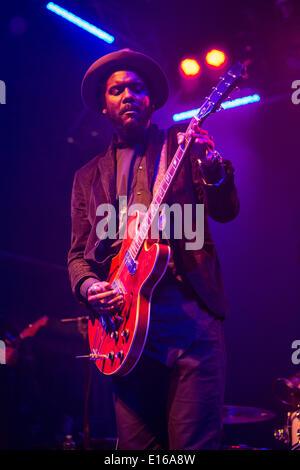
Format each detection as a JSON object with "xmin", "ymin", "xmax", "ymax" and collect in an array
[
  {"xmin": 95, "ymin": 327, "xmax": 105, "ymax": 357},
  {"xmin": 95, "ymin": 267, "xmax": 128, "ymax": 358},
  {"xmin": 93, "ymin": 269, "xmax": 124, "ymax": 357},
  {"xmin": 91, "ymin": 315, "xmax": 101, "ymax": 354}
]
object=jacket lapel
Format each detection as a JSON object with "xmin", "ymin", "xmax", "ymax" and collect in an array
[
  {"xmin": 145, "ymin": 124, "xmax": 166, "ymax": 193},
  {"xmin": 96, "ymin": 140, "xmax": 116, "ymax": 205}
]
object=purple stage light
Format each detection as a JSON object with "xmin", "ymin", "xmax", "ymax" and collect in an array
[
  {"xmin": 173, "ymin": 94, "xmax": 261, "ymax": 121},
  {"xmin": 46, "ymin": 2, "xmax": 115, "ymax": 44}
]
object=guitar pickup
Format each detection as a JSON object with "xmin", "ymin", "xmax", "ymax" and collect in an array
[{"xmin": 124, "ymin": 250, "xmax": 137, "ymax": 275}]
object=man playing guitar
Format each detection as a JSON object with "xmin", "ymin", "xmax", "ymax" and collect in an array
[{"xmin": 68, "ymin": 49, "xmax": 240, "ymax": 450}]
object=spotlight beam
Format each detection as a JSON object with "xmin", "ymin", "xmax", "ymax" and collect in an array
[
  {"xmin": 46, "ymin": 2, "xmax": 115, "ymax": 44},
  {"xmin": 173, "ymin": 94, "xmax": 261, "ymax": 121}
]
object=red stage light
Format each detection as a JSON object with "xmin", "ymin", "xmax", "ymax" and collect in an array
[
  {"xmin": 180, "ymin": 58, "xmax": 201, "ymax": 76},
  {"xmin": 205, "ymin": 49, "xmax": 226, "ymax": 68}
]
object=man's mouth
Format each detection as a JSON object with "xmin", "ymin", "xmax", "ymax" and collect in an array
[{"xmin": 120, "ymin": 105, "xmax": 140, "ymax": 115}]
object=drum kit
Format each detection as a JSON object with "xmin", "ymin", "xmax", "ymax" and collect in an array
[
  {"xmin": 222, "ymin": 371, "xmax": 300, "ymax": 450},
  {"xmin": 222, "ymin": 405, "xmax": 276, "ymax": 450},
  {"xmin": 273, "ymin": 371, "xmax": 300, "ymax": 451}
]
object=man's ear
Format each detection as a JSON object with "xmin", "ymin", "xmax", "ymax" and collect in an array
[{"xmin": 99, "ymin": 82, "xmax": 107, "ymax": 114}]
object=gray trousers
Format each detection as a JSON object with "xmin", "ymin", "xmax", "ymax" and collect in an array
[{"xmin": 112, "ymin": 320, "xmax": 226, "ymax": 450}]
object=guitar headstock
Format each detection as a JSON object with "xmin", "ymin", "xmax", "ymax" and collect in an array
[
  {"xmin": 19, "ymin": 315, "xmax": 48, "ymax": 340},
  {"xmin": 196, "ymin": 62, "xmax": 245, "ymax": 121}
]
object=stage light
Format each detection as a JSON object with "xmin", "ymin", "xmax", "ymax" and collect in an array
[
  {"xmin": 46, "ymin": 2, "xmax": 115, "ymax": 44},
  {"xmin": 172, "ymin": 94, "xmax": 261, "ymax": 121},
  {"xmin": 205, "ymin": 49, "xmax": 226, "ymax": 68},
  {"xmin": 221, "ymin": 94, "xmax": 260, "ymax": 109},
  {"xmin": 180, "ymin": 59, "xmax": 201, "ymax": 76}
]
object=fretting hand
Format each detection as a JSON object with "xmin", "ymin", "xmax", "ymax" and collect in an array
[{"xmin": 177, "ymin": 122, "xmax": 225, "ymax": 184}]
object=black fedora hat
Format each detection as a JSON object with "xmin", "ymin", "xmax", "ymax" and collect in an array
[{"xmin": 81, "ymin": 48, "xmax": 169, "ymax": 113}]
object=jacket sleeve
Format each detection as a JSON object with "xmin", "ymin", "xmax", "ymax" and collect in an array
[
  {"xmin": 191, "ymin": 147, "xmax": 240, "ymax": 223},
  {"xmin": 168, "ymin": 123, "xmax": 240, "ymax": 223},
  {"xmin": 67, "ymin": 170, "xmax": 100, "ymax": 300}
]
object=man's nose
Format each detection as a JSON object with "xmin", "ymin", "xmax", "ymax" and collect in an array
[{"xmin": 122, "ymin": 87, "xmax": 135, "ymax": 102}]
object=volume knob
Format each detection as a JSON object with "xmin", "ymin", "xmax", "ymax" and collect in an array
[
  {"xmin": 110, "ymin": 331, "xmax": 119, "ymax": 340},
  {"xmin": 106, "ymin": 351, "xmax": 115, "ymax": 361},
  {"xmin": 116, "ymin": 350, "xmax": 124, "ymax": 361},
  {"xmin": 121, "ymin": 329, "xmax": 129, "ymax": 341}
]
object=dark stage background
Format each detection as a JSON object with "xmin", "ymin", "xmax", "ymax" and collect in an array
[{"xmin": 0, "ymin": 0, "xmax": 299, "ymax": 450}]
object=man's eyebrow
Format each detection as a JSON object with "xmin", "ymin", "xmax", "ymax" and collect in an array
[{"xmin": 108, "ymin": 79, "xmax": 145, "ymax": 87}]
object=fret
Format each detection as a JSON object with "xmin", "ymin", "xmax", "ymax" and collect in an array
[
  {"xmin": 150, "ymin": 204, "xmax": 157, "ymax": 216},
  {"xmin": 140, "ymin": 228, "xmax": 147, "ymax": 239},
  {"xmin": 168, "ymin": 167, "xmax": 176, "ymax": 177},
  {"xmin": 128, "ymin": 247, "xmax": 135, "ymax": 258},
  {"xmin": 131, "ymin": 247, "xmax": 137, "ymax": 258}
]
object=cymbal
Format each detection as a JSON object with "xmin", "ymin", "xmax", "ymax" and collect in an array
[{"xmin": 223, "ymin": 405, "xmax": 276, "ymax": 424}]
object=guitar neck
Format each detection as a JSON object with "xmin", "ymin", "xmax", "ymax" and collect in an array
[
  {"xmin": 128, "ymin": 115, "xmax": 202, "ymax": 259},
  {"xmin": 126, "ymin": 63, "xmax": 245, "ymax": 260}
]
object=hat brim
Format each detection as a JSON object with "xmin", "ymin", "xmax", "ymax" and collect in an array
[{"xmin": 81, "ymin": 49, "xmax": 169, "ymax": 113}]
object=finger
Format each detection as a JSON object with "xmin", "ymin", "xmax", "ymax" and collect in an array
[
  {"xmin": 88, "ymin": 289, "xmax": 116, "ymax": 302},
  {"xmin": 104, "ymin": 294, "xmax": 125, "ymax": 307},
  {"xmin": 194, "ymin": 137, "xmax": 209, "ymax": 144},
  {"xmin": 193, "ymin": 124, "xmax": 208, "ymax": 135},
  {"xmin": 191, "ymin": 131, "xmax": 212, "ymax": 141},
  {"xmin": 88, "ymin": 281, "xmax": 111, "ymax": 295},
  {"xmin": 191, "ymin": 128, "xmax": 212, "ymax": 137},
  {"xmin": 192, "ymin": 124, "xmax": 209, "ymax": 134},
  {"xmin": 99, "ymin": 296, "xmax": 124, "ymax": 308},
  {"xmin": 194, "ymin": 137, "xmax": 215, "ymax": 148},
  {"xmin": 177, "ymin": 132, "xmax": 185, "ymax": 145},
  {"xmin": 90, "ymin": 293, "xmax": 124, "ymax": 308}
]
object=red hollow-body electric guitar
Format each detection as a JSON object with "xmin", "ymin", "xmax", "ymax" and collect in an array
[{"xmin": 85, "ymin": 63, "xmax": 245, "ymax": 376}]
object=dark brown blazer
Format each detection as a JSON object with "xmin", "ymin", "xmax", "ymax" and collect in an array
[{"xmin": 68, "ymin": 123, "xmax": 239, "ymax": 318}]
